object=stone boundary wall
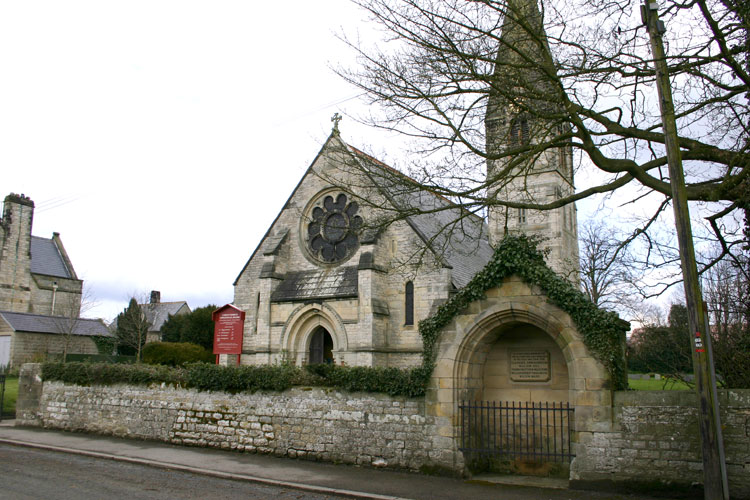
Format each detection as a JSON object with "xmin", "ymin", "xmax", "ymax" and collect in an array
[
  {"xmin": 16, "ymin": 365, "xmax": 446, "ymax": 471},
  {"xmin": 573, "ymin": 390, "xmax": 750, "ymax": 498},
  {"xmin": 15, "ymin": 364, "xmax": 750, "ymax": 497}
]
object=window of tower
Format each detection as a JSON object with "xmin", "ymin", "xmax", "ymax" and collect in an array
[
  {"xmin": 518, "ymin": 208, "xmax": 527, "ymax": 225},
  {"xmin": 558, "ymin": 147, "xmax": 567, "ymax": 174},
  {"xmin": 510, "ymin": 117, "xmax": 530, "ymax": 146}
]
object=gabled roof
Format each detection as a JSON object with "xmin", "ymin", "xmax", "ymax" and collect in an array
[
  {"xmin": 30, "ymin": 236, "xmax": 73, "ymax": 278},
  {"xmin": 345, "ymin": 145, "xmax": 494, "ymax": 289},
  {"xmin": 0, "ymin": 311, "xmax": 111, "ymax": 336},
  {"xmin": 234, "ymin": 131, "xmax": 493, "ymax": 289},
  {"xmin": 138, "ymin": 301, "xmax": 190, "ymax": 332}
]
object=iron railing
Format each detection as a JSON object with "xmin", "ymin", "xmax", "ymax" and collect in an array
[{"xmin": 458, "ymin": 400, "xmax": 574, "ymax": 463}]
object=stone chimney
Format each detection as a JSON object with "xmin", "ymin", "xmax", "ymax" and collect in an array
[
  {"xmin": 0, "ymin": 193, "xmax": 35, "ymax": 312},
  {"xmin": 150, "ymin": 290, "xmax": 161, "ymax": 304}
]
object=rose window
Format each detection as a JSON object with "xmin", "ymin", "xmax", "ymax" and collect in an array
[{"xmin": 307, "ymin": 193, "xmax": 362, "ymax": 263}]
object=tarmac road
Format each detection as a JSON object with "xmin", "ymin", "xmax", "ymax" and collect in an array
[
  {"xmin": 0, "ymin": 424, "xmax": 673, "ymax": 500},
  {"xmin": 0, "ymin": 444, "xmax": 347, "ymax": 500}
]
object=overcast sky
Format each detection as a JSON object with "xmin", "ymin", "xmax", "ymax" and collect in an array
[
  {"xmin": 0, "ymin": 0, "xmax": 410, "ymax": 321},
  {"xmin": 1, "ymin": 0, "xmax": 684, "ymax": 324}
]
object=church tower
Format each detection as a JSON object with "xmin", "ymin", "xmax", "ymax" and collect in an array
[{"xmin": 485, "ymin": 0, "xmax": 579, "ymax": 279}]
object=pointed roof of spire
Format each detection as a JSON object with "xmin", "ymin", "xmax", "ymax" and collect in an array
[
  {"xmin": 485, "ymin": 0, "xmax": 561, "ymax": 154},
  {"xmin": 493, "ymin": 0, "xmax": 552, "ymax": 88}
]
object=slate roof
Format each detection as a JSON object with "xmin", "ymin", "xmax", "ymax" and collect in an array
[
  {"xmin": 138, "ymin": 302, "xmax": 190, "ymax": 332},
  {"xmin": 346, "ymin": 145, "xmax": 494, "ymax": 289},
  {"xmin": 403, "ymin": 190, "xmax": 494, "ymax": 289},
  {"xmin": 271, "ymin": 267, "xmax": 358, "ymax": 302},
  {"xmin": 0, "ymin": 311, "xmax": 111, "ymax": 336},
  {"xmin": 30, "ymin": 236, "xmax": 72, "ymax": 278}
]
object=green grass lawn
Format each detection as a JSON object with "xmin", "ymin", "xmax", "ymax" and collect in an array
[
  {"xmin": 1, "ymin": 376, "xmax": 18, "ymax": 417},
  {"xmin": 628, "ymin": 377, "xmax": 692, "ymax": 391}
]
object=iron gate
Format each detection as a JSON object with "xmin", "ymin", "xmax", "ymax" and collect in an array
[{"xmin": 458, "ymin": 400, "xmax": 574, "ymax": 463}]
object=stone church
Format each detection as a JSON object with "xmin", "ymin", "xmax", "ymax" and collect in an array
[
  {"xmin": 230, "ymin": 1, "xmax": 620, "ymax": 473},
  {"xmin": 232, "ymin": 0, "xmax": 579, "ymax": 378}
]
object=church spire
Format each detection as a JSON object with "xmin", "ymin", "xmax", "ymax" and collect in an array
[
  {"xmin": 486, "ymin": 0, "xmax": 555, "ymax": 157},
  {"xmin": 484, "ymin": 0, "xmax": 580, "ymax": 280}
]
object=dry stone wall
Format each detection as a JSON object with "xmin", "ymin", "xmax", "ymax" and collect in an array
[
  {"xmin": 20, "ymin": 371, "xmax": 442, "ymax": 471},
  {"xmin": 572, "ymin": 390, "xmax": 750, "ymax": 498}
]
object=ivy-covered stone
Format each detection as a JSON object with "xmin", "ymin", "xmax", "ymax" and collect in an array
[{"xmin": 417, "ymin": 235, "xmax": 629, "ymax": 391}]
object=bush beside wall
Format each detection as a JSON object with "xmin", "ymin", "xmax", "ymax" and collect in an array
[
  {"xmin": 40, "ymin": 362, "xmax": 427, "ymax": 397},
  {"xmin": 142, "ymin": 342, "xmax": 214, "ymax": 366}
]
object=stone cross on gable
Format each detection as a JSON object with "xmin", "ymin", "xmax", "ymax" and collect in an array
[{"xmin": 331, "ymin": 113, "xmax": 342, "ymax": 133}]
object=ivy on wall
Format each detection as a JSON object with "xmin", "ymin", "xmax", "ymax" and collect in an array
[
  {"xmin": 416, "ymin": 235, "xmax": 629, "ymax": 391},
  {"xmin": 42, "ymin": 236, "xmax": 628, "ymax": 395}
]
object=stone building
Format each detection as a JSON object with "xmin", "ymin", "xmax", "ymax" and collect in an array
[
  {"xmin": 229, "ymin": 0, "xmax": 625, "ymax": 477},
  {"xmin": 139, "ymin": 290, "xmax": 191, "ymax": 343},
  {"xmin": 0, "ymin": 311, "xmax": 109, "ymax": 367},
  {"xmin": 233, "ymin": 130, "xmax": 495, "ymax": 367},
  {"xmin": 0, "ymin": 193, "xmax": 83, "ymax": 316},
  {"xmin": 234, "ymin": 115, "xmax": 578, "ymax": 372},
  {"xmin": 0, "ymin": 193, "xmax": 110, "ymax": 367},
  {"xmin": 233, "ymin": 0, "xmax": 579, "ymax": 371}
]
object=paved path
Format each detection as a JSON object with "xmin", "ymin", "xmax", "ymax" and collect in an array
[{"xmin": 0, "ymin": 421, "xmax": 665, "ymax": 500}]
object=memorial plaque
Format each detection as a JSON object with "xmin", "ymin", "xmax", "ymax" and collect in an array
[{"xmin": 510, "ymin": 350, "xmax": 550, "ymax": 382}]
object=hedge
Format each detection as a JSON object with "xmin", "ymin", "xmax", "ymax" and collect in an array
[
  {"xmin": 142, "ymin": 342, "xmax": 214, "ymax": 366},
  {"xmin": 40, "ymin": 361, "xmax": 421, "ymax": 397}
]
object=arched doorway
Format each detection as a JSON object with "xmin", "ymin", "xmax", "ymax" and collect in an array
[
  {"xmin": 308, "ymin": 327, "xmax": 334, "ymax": 364},
  {"xmin": 452, "ymin": 313, "xmax": 577, "ymax": 475},
  {"xmin": 280, "ymin": 304, "xmax": 347, "ymax": 366}
]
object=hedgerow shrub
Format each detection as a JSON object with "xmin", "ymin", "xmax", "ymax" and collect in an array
[
  {"xmin": 304, "ymin": 364, "xmax": 426, "ymax": 397},
  {"xmin": 41, "ymin": 362, "xmax": 187, "ymax": 387},
  {"xmin": 186, "ymin": 363, "xmax": 297, "ymax": 393},
  {"xmin": 142, "ymin": 342, "xmax": 214, "ymax": 366},
  {"xmin": 41, "ymin": 361, "xmax": 423, "ymax": 397}
]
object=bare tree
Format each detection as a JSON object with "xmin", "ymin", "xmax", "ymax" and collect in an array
[
  {"xmin": 702, "ymin": 253, "xmax": 750, "ymax": 388},
  {"xmin": 51, "ymin": 284, "xmax": 99, "ymax": 361},
  {"xmin": 333, "ymin": 0, "xmax": 748, "ymax": 283},
  {"xmin": 579, "ymin": 220, "xmax": 639, "ymax": 309}
]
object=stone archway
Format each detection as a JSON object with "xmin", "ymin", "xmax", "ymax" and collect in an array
[
  {"xmin": 481, "ymin": 323, "xmax": 569, "ymax": 404},
  {"xmin": 427, "ymin": 277, "xmax": 613, "ymax": 475},
  {"xmin": 280, "ymin": 303, "xmax": 346, "ymax": 365},
  {"xmin": 449, "ymin": 301, "xmax": 581, "ymax": 404}
]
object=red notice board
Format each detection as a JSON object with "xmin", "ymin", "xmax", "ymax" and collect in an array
[{"xmin": 212, "ymin": 304, "xmax": 246, "ymax": 355}]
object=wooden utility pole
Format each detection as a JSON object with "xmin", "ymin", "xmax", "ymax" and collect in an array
[{"xmin": 640, "ymin": 2, "xmax": 729, "ymax": 499}]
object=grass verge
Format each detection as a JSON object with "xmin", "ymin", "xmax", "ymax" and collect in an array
[
  {"xmin": 628, "ymin": 377, "xmax": 691, "ymax": 391},
  {"xmin": 2, "ymin": 376, "xmax": 18, "ymax": 417}
]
